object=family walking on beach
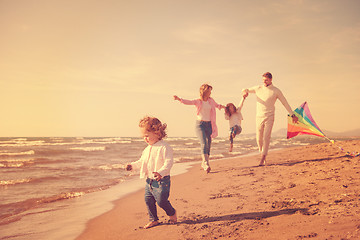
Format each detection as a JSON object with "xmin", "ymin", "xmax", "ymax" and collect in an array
[{"xmin": 126, "ymin": 72, "xmax": 299, "ymax": 229}]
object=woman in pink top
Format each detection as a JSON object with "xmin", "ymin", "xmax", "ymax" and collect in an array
[{"xmin": 174, "ymin": 84, "xmax": 225, "ymax": 173}]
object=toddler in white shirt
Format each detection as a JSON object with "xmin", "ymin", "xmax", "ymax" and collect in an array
[{"xmin": 126, "ymin": 116, "xmax": 177, "ymax": 229}]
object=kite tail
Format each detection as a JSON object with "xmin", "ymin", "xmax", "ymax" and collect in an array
[{"xmin": 325, "ymin": 137, "xmax": 360, "ymax": 157}]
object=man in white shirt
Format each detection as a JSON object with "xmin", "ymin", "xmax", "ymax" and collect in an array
[{"xmin": 242, "ymin": 72, "xmax": 298, "ymax": 166}]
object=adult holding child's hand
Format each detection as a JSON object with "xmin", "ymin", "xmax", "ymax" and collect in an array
[
  {"xmin": 173, "ymin": 84, "xmax": 224, "ymax": 173},
  {"xmin": 242, "ymin": 72, "xmax": 298, "ymax": 166}
]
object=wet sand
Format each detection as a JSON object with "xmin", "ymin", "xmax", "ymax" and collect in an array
[{"xmin": 76, "ymin": 140, "xmax": 360, "ymax": 240}]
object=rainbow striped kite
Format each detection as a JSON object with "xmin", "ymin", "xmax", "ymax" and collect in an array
[
  {"xmin": 287, "ymin": 101, "xmax": 359, "ymax": 157},
  {"xmin": 287, "ymin": 101, "xmax": 325, "ymax": 139}
]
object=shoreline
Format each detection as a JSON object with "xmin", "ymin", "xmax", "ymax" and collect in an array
[
  {"xmin": 0, "ymin": 145, "xmax": 261, "ymax": 240},
  {"xmin": 76, "ymin": 140, "xmax": 360, "ymax": 240},
  {"xmin": 0, "ymin": 159, "xmax": 198, "ymax": 240},
  {"xmin": 64, "ymin": 152, "xmax": 256, "ymax": 239}
]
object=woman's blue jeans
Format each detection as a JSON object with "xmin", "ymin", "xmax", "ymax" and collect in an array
[
  {"xmin": 196, "ymin": 121, "xmax": 212, "ymax": 155},
  {"xmin": 144, "ymin": 176, "xmax": 175, "ymax": 222}
]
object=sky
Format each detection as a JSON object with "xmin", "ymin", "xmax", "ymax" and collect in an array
[{"xmin": 1, "ymin": 0, "xmax": 359, "ymax": 137}]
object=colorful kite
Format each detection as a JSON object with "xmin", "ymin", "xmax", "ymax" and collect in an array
[
  {"xmin": 287, "ymin": 101, "xmax": 326, "ymax": 139},
  {"xmin": 287, "ymin": 101, "xmax": 359, "ymax": 157}
]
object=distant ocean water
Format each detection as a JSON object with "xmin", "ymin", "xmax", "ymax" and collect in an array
[{"xmin": 0, "ymin": 136, "xmax": 345, "ymax": 239}]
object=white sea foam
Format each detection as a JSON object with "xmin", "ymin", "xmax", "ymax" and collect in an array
[
  {"xmin": 0, "ymin": 159, "xmax": 33, "ymax": 168},
  {"xmin": 13, "ymin": 138, "xmax": 27, "ymax": 141},
  {"xmin": 63, "ymin": 192, "xmax": 85, "ymax": 199},
  {"xmin": 0, "ymin": 150, "xmax": 35, "ymax": 156},
  {"xmin": 95, "ymin": 164, "xmax": 125, "ymax": 171},
  {"xmin": 0, "ymin": 138, "xmax": 121, "ymax": 147},
  {"xmin": 0, "ymin": 141, "xmax": 45, "ymax": 147},
  {"xmin": 132, "ymin": 138, "xmax": 145, "ymax": 142},
  {"xmin": 70, "ymin": 147, "xmax": 106, "ymax": 152},
  {"xmin": 172, "ymin": 147, "xmax": 196, "ymax": 151},
  {"xmin": 0, "ymin": 163, "xmax": 24, "ymax": 168},
  {"xmin": 169, "ymin": 137, "xmax": 198, "ymax": 141},
  {"xmin": 0, "ymin": 178, "xmax": 32, "ymax": 186},
  {"xmin": 89, "ymin": 138, "xmax": 131, "ymax": 144},
  {"xmin": 174, "ymin": 156, "xmax": 200, "ymax": 162},
  {"xmin": 1, "ymin": 158, "xmax": 34, "ymax": 163}
]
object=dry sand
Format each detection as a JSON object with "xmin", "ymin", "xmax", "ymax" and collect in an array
[{"xmin": 76, "ymin": 140, "xmax": 360, "ymax": 240}]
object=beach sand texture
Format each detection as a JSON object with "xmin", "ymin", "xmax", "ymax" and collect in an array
[{"xmin": 76, "ymin": 140, "xmax": 360, "ymax": 240}]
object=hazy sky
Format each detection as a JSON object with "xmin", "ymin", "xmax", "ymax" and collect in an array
[{"xmin": 1, "ymin": 0, "xmax": 359, "ymax": 137}]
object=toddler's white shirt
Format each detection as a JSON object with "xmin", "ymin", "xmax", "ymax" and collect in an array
[{"xmin": 130, "ymin": 140, "xmax": 173, "ymax": 179}]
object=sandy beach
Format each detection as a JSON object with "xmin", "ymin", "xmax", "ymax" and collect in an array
[{"xmin": 76, "ymin": 140, "xmax": 360, "ymax": 240}]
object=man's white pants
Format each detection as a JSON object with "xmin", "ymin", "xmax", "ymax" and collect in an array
[{"xmin": 256, "ymin": 115, "xmax": 275, "ymax": 156}]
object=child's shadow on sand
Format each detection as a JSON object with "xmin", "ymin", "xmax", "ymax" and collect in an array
[{"xmin": 179, "ymin": 208, "xmax": 308, "ymax": 225}]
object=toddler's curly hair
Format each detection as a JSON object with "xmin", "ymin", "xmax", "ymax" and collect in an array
[{"xmin": 139, "ymin": 116, "xmax": 167, "ymax": 140}]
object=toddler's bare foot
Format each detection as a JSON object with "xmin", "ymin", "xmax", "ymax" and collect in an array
[
  {"xmin": 169, "ymin": 212, "xmax": 177, "ymax": 224},
  {"xmin": 143, "ymin": 221, "xmax": 159, "ymax": 229}
]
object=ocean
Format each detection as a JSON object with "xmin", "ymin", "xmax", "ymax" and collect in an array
[{"xmin": 0, "ymin": 136, "xmax": 337, "ymax": 239}]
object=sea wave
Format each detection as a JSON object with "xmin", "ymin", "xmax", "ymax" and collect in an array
[
  {"xmin": 0, "ymin": 140, "xmax": 45, "ymax": 147},
  {"xmin": 117, "ymin": 140, "xmax": 132, "ymax": 144},
  {"xmin": 91, "ymin": 138, "xmax": 133, "ymax": 144},
  {"xmin": 0, "ymin": 150, "xmax": 35, "ymax": 156},
  {"xmin": 212, "ymin": 139, "xmax": 227, "ymax": 143},
  {"xmin": 174, "ymin": 156, "xmax": 201, "ymax": 163},
  {"xmin": 0, "ymin": 180, "xmax": 126, "ymax": 225},
  {"xmin": 70, "ymin": 146, "xmax": 106, "ymax": 152},
  {"xmin": 0, "ymin": 178, "xmax": 32, "ymax": 186},
  {"xmin": 0, "ymin": 191, "xmax": 86, "ymax": 224},
  {"xmin": 0, "ymin": 163, "xmax": 24, "ymax": 168},
  {"xmin": 0, "ymin": 157, "xmax": 35, "ymax": 168},
  {"xmin": 0, "ymin": 138, "xmax": 131, "ymax": 147},
  {"xmin": 0, "ymin": 176, "xmax": 61, "ymax": 187},
  {"xmin": 172, "ymin": 147, "xmax": 197, "ymax": 151},
  {"xmin": 0, "ymin": 158, "xmax": 34, "ymax": 163},
  {"xmin": 169, "ymin": 137, "xmax": 198, "ymax": 141},
  {"xmin": 93, "ymin": 164, "xmax": 126, "ymax": 171}
]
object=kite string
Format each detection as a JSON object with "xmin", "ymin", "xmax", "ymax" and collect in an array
[{"xmin": 324, "ymin": 137, "xmax": 360, "ymax": 157}]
